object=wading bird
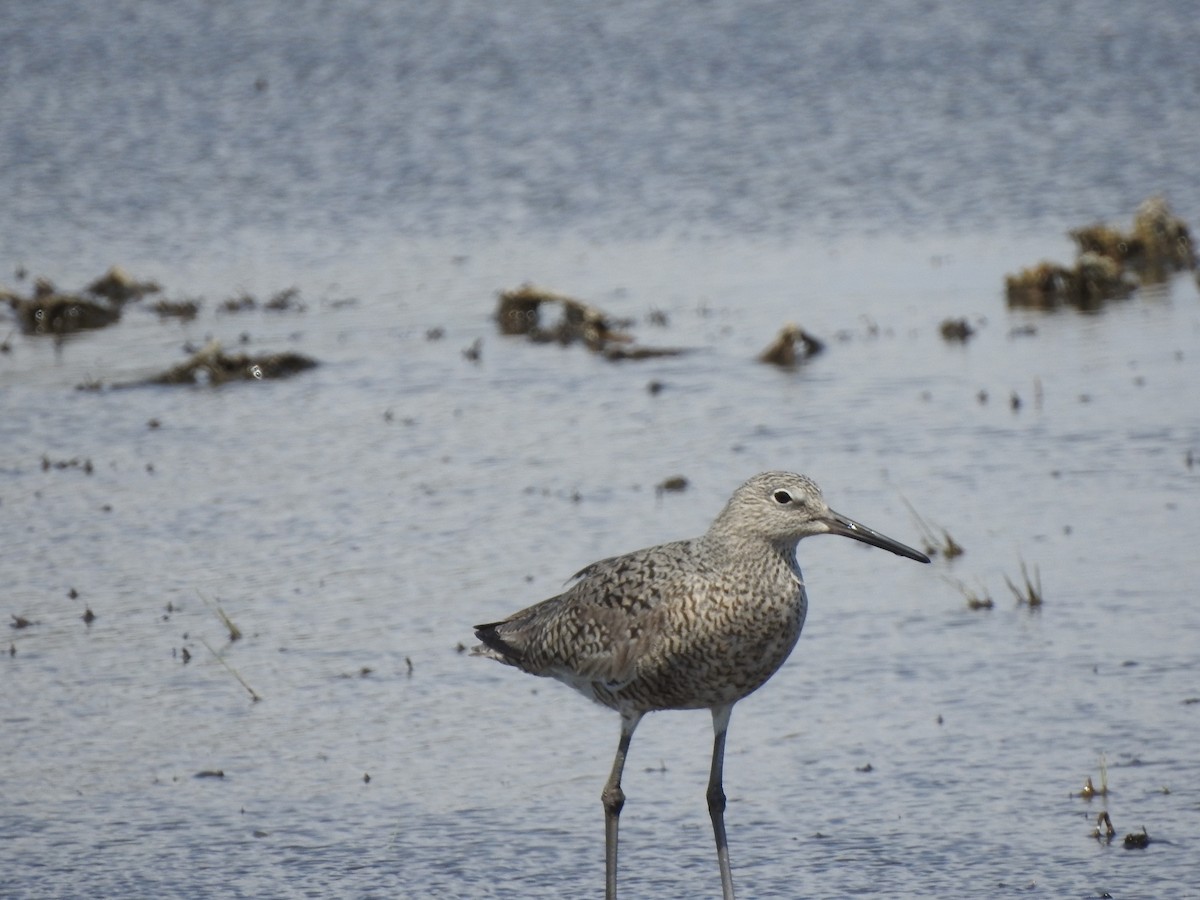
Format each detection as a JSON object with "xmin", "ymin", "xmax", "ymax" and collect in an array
[{"xmin": 474, "ymin": 472, "xmax": 930, "ymax": 899}]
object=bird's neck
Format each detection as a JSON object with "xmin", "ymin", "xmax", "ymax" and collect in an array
[{"xmin": 705, "ymin": 530, "xmax": 799, "ymax": 571}]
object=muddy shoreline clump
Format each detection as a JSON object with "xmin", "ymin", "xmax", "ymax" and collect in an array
[
  {"xmin": 152, "ymin": 298, "xmax": 202, "ymax": 320},
  {"xmin": 1005, "ymin": 252, "xmax": 1136, "ymax": 311},
  {"xmin": 2, "ymin": 267, "xmax": 160, "ymax": 336},
  {"xmin": 1072, "ymin": 196, "xmax": 1195, "ymax": 278},
  {"xmin": 495, "ymin": 284, "xmax": 688, "ymax": 360},
  {"xmin": 1006, "ymin": 196, "xmax": 1193, "ymax": 311},
  {"xmin": 2, "ymin": 266, "xmax": 322, "ymax": 387},
  {"xmin": 939, "ymin": 317, "xmax": 975, "ymax": 343},
  {"xmin": 8, "ymin": 287, "xmax": 121, "ymax": 335},
  {"xmin": 85, "ymin": 266, "xmax": 162, "ymax": 303},
  {"xmin": 121, "ymin": 340, "xmax": 318, "ymax": 387},
  {"xmin": 219, "ymin": 287, "xmax": 306, "ymax": 314}
]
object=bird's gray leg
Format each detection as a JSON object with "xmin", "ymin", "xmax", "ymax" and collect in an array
[
  {"xmin": 603, "ymin": 711, "xmax": 642, "ymax": 900},
  {"xmin": 708, "ymin": 704, "xmax": 735, "ymax": 900}
]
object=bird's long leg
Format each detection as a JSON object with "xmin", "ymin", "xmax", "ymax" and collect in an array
[
  {"xmin": 602, "ymin": 711, "xmax": 642, "ymax": 900},
  {"xmin": 708, "ymin": 703, "xmax": 735, "ymax": 900}
]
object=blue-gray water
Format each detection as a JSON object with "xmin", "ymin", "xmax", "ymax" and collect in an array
[{"xmin": 2, "ymin": 2, "xmax": 1198, "ymax": 898}]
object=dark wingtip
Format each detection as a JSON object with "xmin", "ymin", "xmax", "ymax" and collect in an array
[{"xmin": 473, "ymin": 621, "xmax": 522, "ymax": 664}]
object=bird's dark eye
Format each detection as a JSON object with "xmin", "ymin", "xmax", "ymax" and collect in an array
[{"xmin": 773, "ymin": 490, "xmax": 793, "ymax": 504}]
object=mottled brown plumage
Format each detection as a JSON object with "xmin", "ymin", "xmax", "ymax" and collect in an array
[{"xmin": 474, "ymin": 471, "xmax": 929, "ymax": 900}]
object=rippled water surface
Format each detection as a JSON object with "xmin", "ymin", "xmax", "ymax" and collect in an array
[{"xmin": 3, "ymin": 2, "xmax": 1199, "ymax": 898}]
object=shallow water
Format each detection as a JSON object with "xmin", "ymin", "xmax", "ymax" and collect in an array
[{"xmin": 3, "ymin": 2, "xmax": 1200, "ymax": 898}]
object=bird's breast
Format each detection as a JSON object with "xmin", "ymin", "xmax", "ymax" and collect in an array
[{"xmin": 595, "ymin": 567, "xmax": 808, "ymax": 712}]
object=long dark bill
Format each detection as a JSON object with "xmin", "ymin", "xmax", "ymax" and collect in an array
[{"xmin": 821, "ymin": 510, "xmax": 931, "ymax": 563}]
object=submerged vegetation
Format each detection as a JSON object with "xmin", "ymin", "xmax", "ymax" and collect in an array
[
  {"xmin": 899, "ymin": 495, "xmax": 964, "ymax": 560},
  {"xmin": 1005, "ymin": 558, "xmax": 1043, "ymax": 607},
  {"xmin": 945, "ymin": 576, "xmax": 993, "ymax": 611}
]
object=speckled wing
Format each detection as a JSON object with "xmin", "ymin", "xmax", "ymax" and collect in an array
[{"xmin": 474, "ymin": 540, "xmax": 700, "ymax": 691}]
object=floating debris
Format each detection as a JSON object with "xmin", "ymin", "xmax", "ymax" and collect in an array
[
  {"xmin": 939, "ymin": 317, "xmax": 975, "ymax": 343},
  {"xmin": 41, "ymin": 455, "xmax": 94, "ymax": 474},
  {"xmin": 125, "ymin": 340, "xmax": 317, "ymax": 387},
  {"xmin": 601, "ymin": 344, "xmax": 687, "ymax": 361},
  {"xmin": 194, "ymin": 770, "xmax": 225, "ymax": 779},
  {"xmin": 10, "ymin": 615, "xmax": 34, "ymax": 629},
  {"xmin": 75, "ymin": 375, "xmax": 104, "ymax": 392},
  {"xmin": 1079, "ymin": 758, "xmax": 1110, "ymax": 800},
  {"xmin": 82, "ymin": 607, "xmax": 96, "ymax": 625},
  {"xmin": 495, "ymin": 284, "xmax": 687, "ymax": 360},
  {"xmin": 1123, "ymin": 827, "xmax": 1150, "ymax": 849},
  {"xmin": 462, "ymin": 338, "xmax": 482, "ymax": 362},
  {"xmin": 655, "ymin": 475, "xmax": 689, "ymax": 496},
  {"xmin": 264, "ymin": 287, "xmax": 305, "ymax": 312},
  {"xmin": 497, "ymin": 284, "xmax": 630, "ymax": 347},
  {"xmin": 152, "ymin": 298, "xmax": 202, "ymax": 320},
  {"xmin": 646, "ymin": 309, "xmax": 670, "ymax": 326},
  {"xmin": 758, "ymin": 323, "xmax": 825, "ymax": 368},
  {"xmin": 220, "ymin": 292, "xmax": 258, "ymax": 313},
  {"xmin": 85, "ymin": 266, "xmax": 161, "ymax": 303},
  {"xmin": 1092, "ymin": 811, "xmax": 1116, "ymax": 841},
  {"xmin": 1079, "ymin": 777, "xmax": 1104, "ymax": 800}
]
